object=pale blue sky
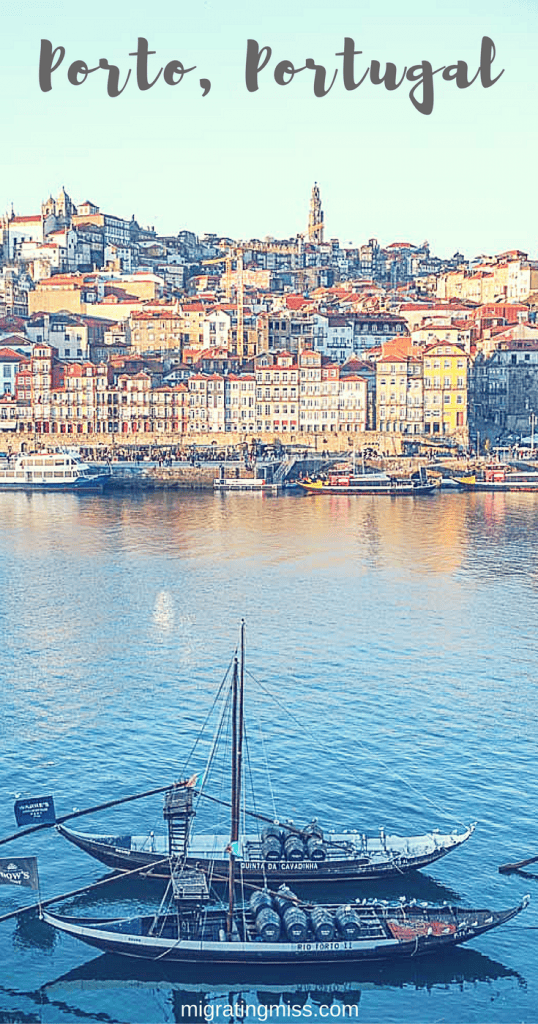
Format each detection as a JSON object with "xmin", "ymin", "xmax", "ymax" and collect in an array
[{"xmin": 1, "ymin": 0, "xmax": 536, "ymax": 258}]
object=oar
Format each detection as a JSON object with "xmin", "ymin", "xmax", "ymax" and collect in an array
[
  {"xmin": 2, "ymin": 781, "xmax": 352, "ymax": 858},
  {"xmin": 0, "ymin": 857, "xmax": 173, "ymax": 925},
  {"xmin": 0, "ymin": 781, "xmax": 190, "ymax": 848},
  {"xmin": 499, "ymin": 854, "xmax": 538, "ymax": 874}
]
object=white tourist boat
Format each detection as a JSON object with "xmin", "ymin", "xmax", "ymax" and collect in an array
[{"xmin": 0, "ymin": 449, "xmax": 111, "ymax": 491}]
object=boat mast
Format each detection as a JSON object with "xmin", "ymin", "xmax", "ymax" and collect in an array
[
  {"xmin": 227, "ymin": 664, "xmax": 239, "ymax": 935},
  {"xmin": 236, "ymin": 620, "xmax": 245, "ymax": 829},
  {"xmin": 226, "ymin": 621, "xmax": 245, "ymax": 938}
]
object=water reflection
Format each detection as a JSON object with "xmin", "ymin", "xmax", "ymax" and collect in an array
[{"xmin": 39, "ymin": 948, "xmax": 525, "ymax": 1021}]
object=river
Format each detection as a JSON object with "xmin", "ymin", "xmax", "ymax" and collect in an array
[{"xmin": 0, "ymin": 487, "xmax": 536, "ymax": 1023}]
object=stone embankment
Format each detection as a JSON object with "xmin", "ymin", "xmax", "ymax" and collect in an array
[
  {"xmin": 101, "ymin": 455, "xmax": 473, "ymax": 491},
  {"xmin": 99, "ymin": 462, "xmax": 256, "ymax": 490}
]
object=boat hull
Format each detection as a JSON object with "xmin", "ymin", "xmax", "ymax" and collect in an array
[
  {"xmin": 457, "ymin": 481, "xmax": 538, "ymax": 492},
  {"xmin": 57, "ymin": 824, "xmax": 474, "ymax": 883},
  {"xmin": 42, "ymin": 899, "xmax": 527, "ymax": 965},
  {"xmin": 0, "ymin": 473, "xmax": 110, "ymax": 492},
  {"xmin": 298, "ymin": 482, "xmax": 437, "ymax": 496}
]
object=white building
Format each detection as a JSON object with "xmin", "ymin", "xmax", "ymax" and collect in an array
[{"xmin": 312, "ymin": 314, "xmax": 355, "ymax": 362}]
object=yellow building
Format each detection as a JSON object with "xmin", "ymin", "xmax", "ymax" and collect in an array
[
  {"xmin": 178, "ymin": 302, "xmax": 209, "ymax": 349},
  {"xmin": 376, "ymin": 349, "xmax": 423, "ymax": 435},
  {"xmin": 130, "ymin": 310, "xmax": 185, "ymax": 353},
  {"xmin": 423, "ymin": 341, "xmax": 469, "ymax": 436}
]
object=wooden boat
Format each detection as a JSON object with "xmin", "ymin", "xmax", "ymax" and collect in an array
[
  {"xmin": 456, "ymin": 466, "xmax": 538, "ymax": 492},
  {"xmin": 57, "ymin": 625, "xmax": 475, "ymax": 885},
  {"xmin": 57, "ymin": 819, "xmax": 475, "ymax": 885},
  {"xmin": 0, "ymin": 448, "xmax": 110, "ymax": 492},
  {"xmin": 298, "ymin": 467, "xmax": 438, "ymax": 496},
  {"xmin": 42, "ymin": 626, "xmax": 529, "ymax": 966},
  {"xmin": 41, "ymin": 890, "xmax": 529, "ymax": 965}
]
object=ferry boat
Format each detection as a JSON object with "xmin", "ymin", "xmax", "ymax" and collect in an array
[{"xmin": 0, "ymin": 449, "xmax": 111, "ymax": 492}]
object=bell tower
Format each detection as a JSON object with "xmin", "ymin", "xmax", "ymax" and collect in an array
[{"xmin": 308, "ymin": 182, "xmax": 324, "ymax": 244}]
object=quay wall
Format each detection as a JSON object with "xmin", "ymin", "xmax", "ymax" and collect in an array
[
  {"xmin": 0, "ymin": 430, "xmax": 404, "ymax": 456},
  {"xmin": 102, "ymin": 463, "xmax": 257, "ymax": 490},
  {"xmin": 102, "ymin": 455, "xmax": 473, "ymax": 490}
]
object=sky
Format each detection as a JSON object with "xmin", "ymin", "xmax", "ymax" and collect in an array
[{"xmin": 1, "ymin": 0, "xmax": 536, "ymax": 259}]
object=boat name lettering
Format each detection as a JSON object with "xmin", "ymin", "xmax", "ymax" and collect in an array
[
  {"xmin": 241, "ymin": 861, "xmax": 319, "ymax": 871},
  {"xmin": 296, "ymin": 941, "xmax": 352, "ymax": 951}
]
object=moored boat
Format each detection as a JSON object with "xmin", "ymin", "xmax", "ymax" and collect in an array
[
  {"xmin": 56, "ymin": 620, "xmax": 475, "ymax": 885},
  {"xmin": 298, "ymin": 467, "xmax": 438, "ymax": 496},
  {"xmin": 41, "ymin": 890, "xmax": 529, "ymax": 965},
  {"xmin": 456, "ymin": 466, "xmax": 538, "ymax": 492},
  {"xmin": 0, "ymin": 448, "xmax": 110, "ymax": 491},
  {"xmin": 41, "ymin": 622, "xmax": 528, "ymax": 969},
  {"xmin": 57, "ymin": 818, "xmax": 475, "ymax": 885}
]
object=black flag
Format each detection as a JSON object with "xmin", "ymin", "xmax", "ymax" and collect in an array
[
  {"xmin": 0, "ymin": 857, "xmax": 39, "ymax": 890},
  {"xmin": 14, "ymin": 796, "xmax": 56, "ymax": 827}
]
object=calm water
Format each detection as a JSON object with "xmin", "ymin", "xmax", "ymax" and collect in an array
[{"xmin": 0, "ymin": 487, "xmax": 537, "ymax": 1023}]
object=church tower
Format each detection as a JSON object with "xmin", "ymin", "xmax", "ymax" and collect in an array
[
  {"xmin": 55, "ymin": 186, "xmax": 76, "ymax": 228},
  {"xmin": 308, "ymin": 182, "xmax": 324, "ymax": 244}
]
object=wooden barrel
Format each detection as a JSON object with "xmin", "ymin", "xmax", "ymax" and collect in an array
[
  {"xmin": 249, "ymin": 890, "xmax": 273, "ymax": 917},
  {"xmin": 282, "ymin": 905, "xmax": 309, "ymax": 942},
  {"xmin": 310, "ymin": 906, "xmax": 335, "ymax": 941},
  {"xmin": 283, "ymin": 833, "xmax": 305, "ymax": 861},
  {"xmin": 335, "ymin": 905, "xmax": 362, "ymax": 940},
  {"xmin": 306, "ymin": 835, "xmax": 327, "ymax": 860},
  {"xmin": 261, "ymin": 835, "xmax": 282, "ymax": 861},
  {"xmin": 255, "ymin": 906, "xmax": 281, "ymax": 941}
]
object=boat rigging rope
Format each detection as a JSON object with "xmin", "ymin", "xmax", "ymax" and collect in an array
[
  {"xmin": 0, "ymin": 856, "xmax": 173, "ymax": 925},
  {"xmin": 150, "ymin": 866, "xmax": 175, "ymax": 935},
  {"xmin": 180, "ymin": 652, "xmax": 236, "ymax": 780},
  {"xmin": 252, "ymin": 693, "xmax": 278, "ymax": 823},
  {"xmin": 192, "ymin": 682, "xmax": 233, "ymax": 820},
  {"xmin": 245, "ymin": 668, "xmax": 467, "ymax": 830}
]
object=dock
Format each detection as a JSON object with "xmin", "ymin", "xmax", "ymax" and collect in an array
[{"xmin": 213, "ymin": 478, "xmax": 280, "ymax": 494}]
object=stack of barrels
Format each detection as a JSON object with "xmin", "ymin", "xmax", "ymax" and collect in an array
[
  {"xmin": 260, "ymin": 823, "xmax": 327, "ymax": 862},
  {"xmin": 249, "ymin": 886, "xmax": 364, "ymax": 944},
  {"xmin": 249, "ymin": 889, "xmax": 281, "ymax": 941}
]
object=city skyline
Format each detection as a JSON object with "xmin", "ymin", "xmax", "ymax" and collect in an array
[
  {"xmin": 0, "ymin": 180, "xmax": 533, "ymax": 265},
  {"xmin": 1, "ymin": 0, "xmax": 536, "ymax": 256}
]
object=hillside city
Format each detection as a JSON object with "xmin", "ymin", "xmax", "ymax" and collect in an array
[{"xmin": 0, "ymin": 183, "xmax": 537, "ymax": 453}]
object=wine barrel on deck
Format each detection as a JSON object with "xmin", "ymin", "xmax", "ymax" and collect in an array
[
  {"xmin": 310, "ymin": 906, "xmax": 335, "ymax": 941},
  {"xmin": 249, "ymin": 890, "xmax": 273, "ymax": 917},
  {"xmin": 261, "ymin": 826, "xmax": 283, "ymax": 861},
  {"xmin": 306, "ymin": 835, "xmax": 327, "ymax": 860},
  {"xmin": 281, "ymin": 904, "xmax": 309, "ymax": 941},
  {"xmin": 254, "ymin": 907, "xmax": 281, "ymax": 941},
  {"xmin": 274, "ymin": 885, "xmax": 308, "ymax": 941},
  {"xmin": 283, "ymin": 832, "xmax": 305, "ymax": 861},
  {"xmin": 261, "ymin": 836, "xmax": 282, "ymax": 860},
  {"xmin": 335, "ymin": 905, "xmax": 362, "ymax": 940}
]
